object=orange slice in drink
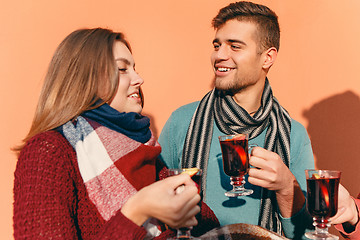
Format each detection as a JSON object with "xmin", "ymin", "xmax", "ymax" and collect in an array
[
  {"xmin": 182, "ymin": 168, "xmax": 199, "ymax": 177},
  {"xmin": 233, "ymin": 134, "xmax": 246, "ymax": 141},
  {"xmin": 181, "ymin": 168, "xmax": 201, "ymax": 193},
  {"xmin": 312, "ymin": 172, "xmax": 330, "ymax": 207},
  {"xmin": 312, "ymin": 173, "xmax": 321, "ymax": 179}
]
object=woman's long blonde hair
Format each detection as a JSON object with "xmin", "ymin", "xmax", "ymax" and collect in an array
[{"xmin": 14, "ymin": 28, "xmax": 132, "ymax": 154}]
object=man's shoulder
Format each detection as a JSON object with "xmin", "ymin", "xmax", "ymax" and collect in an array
[
  {"xmin": 161, "ymin": 101, "xmax": 201, "ymax": 134},
  {"xmin": 170, "ymin": 101, "xmax": 200, "ymax": 119},
  {"xmin": 291, "ymin": 119, "xmax": 306, "ymax": 131},
  {"xmin": 290, "ymin": 118, "xmax": 311, "ymax": 142},
  {"xmin": 174, "ymin": 101, "xmax": 200, "ymax": 112},
  {"xmin": 159, "ymin": 102, "xmax": 201, "ymax": 150}
]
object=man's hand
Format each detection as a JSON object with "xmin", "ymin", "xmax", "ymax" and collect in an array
[{"xmin": 248, "ymin": 147, "xmax": 305, "ymax": 217}]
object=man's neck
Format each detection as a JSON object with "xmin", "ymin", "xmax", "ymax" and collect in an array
[{"xmin": 232, "ymin": 79, "xmax": 265, "ymax": 114}]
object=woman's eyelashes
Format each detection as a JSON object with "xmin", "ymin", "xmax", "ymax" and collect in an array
[{"xmin": 118, "ymin": 67, "xmax": 127, "ymax": 73}]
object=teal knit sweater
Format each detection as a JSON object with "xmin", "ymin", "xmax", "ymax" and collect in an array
[{"xmin": 159, "ymin": 101, "xmax": 315, "ymax": 239}]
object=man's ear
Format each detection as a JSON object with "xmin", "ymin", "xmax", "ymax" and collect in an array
[{"xmin": 262, "ymin": 47, "xmax": 278, "ymax": 70}]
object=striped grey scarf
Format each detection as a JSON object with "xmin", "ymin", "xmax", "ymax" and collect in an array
[{"xmin": 181, "ymin": 79, "xmax": 291, "ymax": 234}]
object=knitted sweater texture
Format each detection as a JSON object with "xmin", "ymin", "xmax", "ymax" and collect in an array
[{"xmin": 13, "ymin": 130, "xmax": 219, "ymax": 239}]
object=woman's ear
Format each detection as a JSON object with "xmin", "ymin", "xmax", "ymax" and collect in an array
[{"xmin": 262, "ymin": 47, "xmax": 278, "ymax": 70}]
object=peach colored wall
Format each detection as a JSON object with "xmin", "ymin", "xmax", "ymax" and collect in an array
[{"xmin": 1, "ymin": 0, "xmax": 359, "ymax": 239}]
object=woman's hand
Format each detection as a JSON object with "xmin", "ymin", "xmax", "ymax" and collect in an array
[
  {"xmin": 330, "ymin": 184, "xmax": 359, "ymax": 230},
  {"xmin": 121, "ymin": 173, "xmax": 200, "ymax": 229}
]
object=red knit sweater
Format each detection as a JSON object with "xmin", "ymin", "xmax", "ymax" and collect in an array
[{"xmin": 13, "ymin": 131, "xmax": 219, "ymax": 239}]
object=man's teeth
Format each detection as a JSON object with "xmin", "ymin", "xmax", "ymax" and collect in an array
[
  {"xmin": 129, "ymin": 93, "xmax": 139, "ymax": 98},
  {"xmin": 218, "ymin": 67, "xmax": 231, "ymax": 72}
]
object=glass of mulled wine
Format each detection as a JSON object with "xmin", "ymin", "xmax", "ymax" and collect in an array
[
  {"xmin": 166, "ymin": 168, "xmax": 202, "ymax": 240},
  {"xmin": 305, "ymin": 169, "xmax": 341, "ymax": 240},
  {"xmin": 218, "ymin": 134, "xmax": 255, "ymax": 197}
]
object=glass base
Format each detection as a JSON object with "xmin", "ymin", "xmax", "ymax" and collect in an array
[
  {"xmin": 167, "ymin": 228, "xmax": 200, "ymax": 240},
  {"xmin": 305, "ymin": 231, "xmax": 339, "ymax": 240},
  {"xmin": 167, "ymin": 236, "xmax": 200, "ymax": 240},
  {"xmin": 225, "ymin": 176, "xmax": 253, "ymax": 197},
  {"xmin": 305, "ymin": 218, "xmax": 339, "ymax": 239},
  {"xmin": 225, "ymin": 188, "xmax": 253, "ymax": 197},
  {"xmin": 167, "ymin": 237, "xmax": 200, "ymax": 240}
]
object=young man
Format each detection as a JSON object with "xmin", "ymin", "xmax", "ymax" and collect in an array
[{"xmin": 159, "ymin": 1, "xmax": 315, "ymax": 239}]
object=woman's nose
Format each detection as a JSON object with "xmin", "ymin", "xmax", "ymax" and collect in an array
[{"xmin": 131, "ymin": 72, "xmax": 144, "ymax": 86}]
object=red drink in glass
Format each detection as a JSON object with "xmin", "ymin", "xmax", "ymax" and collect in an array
[
  {"xmin": 190, "ymin": 173, "xmax": 201, "ymax": 194},
  {"xmin": 305, "ymin": 169, "xmax": 341, "ymax": 240},
  {"xmin": 307, "ymin": 177, "xmax": 339, "ymax": 219},
  {"xmin": 220, "ymin": 137, "xmax": 249, "ymax": 177},
  {"xmin": 167, "ymin": 168, "xmax": 202, "ymax": 193},
  {"xmin": 218, "ymin": 134, "xmax": 254, "ymax": 197}
]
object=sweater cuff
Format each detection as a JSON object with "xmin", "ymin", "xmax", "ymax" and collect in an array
[
  {"xmin": 334, "ymin": 197, "xmax": 360, "ymax": 239},
  {"xmin": 279, "ymin": 203, "xmax": 313, "ymax": 239},
  {"xmin": 109, "ymin": 210, "xmax": 148, "ymax": 239}
]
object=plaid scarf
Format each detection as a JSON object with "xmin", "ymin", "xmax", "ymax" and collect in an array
[
  {"xmin": 60, "ymin": 113, "xmax": 163, "ymax": 238},
  {"xmin": 182, "ymin": 79, "xmax": 291, "ymax": 235}
]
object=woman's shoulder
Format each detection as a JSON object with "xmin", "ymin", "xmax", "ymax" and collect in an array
[
  {"xmin": 17, "ymin": 130, "xmax": 76, "ymax": 173},
  {"xmin": 21, "ymin": 130, "xmax": 73, "ymax": 154}
]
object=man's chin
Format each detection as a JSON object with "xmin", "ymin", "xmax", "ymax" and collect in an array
[
  {"xmin": 214, "ymin": 81, "xmax": 235, "ymax": 92},
  {"xmin": 214, "ymin": 82, "xmax": 229, "ymax": 91}
]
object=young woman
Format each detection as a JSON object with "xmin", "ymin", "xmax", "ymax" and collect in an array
[{"xmin": 13, "ymin": 28, "xmax": 219, "ymax": 239}]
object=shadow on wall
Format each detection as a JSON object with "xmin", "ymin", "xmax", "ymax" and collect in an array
[{"xmin": 303, "ymin": 90, "xmax": 360, "ymax": 198}]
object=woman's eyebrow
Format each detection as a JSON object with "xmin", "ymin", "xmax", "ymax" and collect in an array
[{"xmin": 115, "ymin": 58, "xmax": 131, "ymax": 65}]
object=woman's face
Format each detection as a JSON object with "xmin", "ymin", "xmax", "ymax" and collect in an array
[{"xmin": 109, "ymin": 41, "xmax": 144, "ymax": 114}]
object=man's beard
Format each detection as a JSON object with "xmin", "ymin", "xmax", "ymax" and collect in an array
[{"xmin": 213, "ymin": 76, "xmax": 256, "ymax": 95}]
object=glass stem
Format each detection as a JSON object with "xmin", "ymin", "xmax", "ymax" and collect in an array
[
  {"xmin": 315, "ymin": 225, "xmax": 329, "ymax": 234},
  {"xmin": 314, "ymin": 217, "xmax": 331, "ymax": 233},
  {"xmin": 230, "ymin": 176, "xmax": 245, "ymax": 189},
  {"xmin": 177, "ymin": 228, "xmax": 191, "ymax": 238}
]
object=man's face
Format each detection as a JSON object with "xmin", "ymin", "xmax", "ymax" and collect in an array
[{"xmin": 211, "ymin": 19, "xmax": 265, "ymax": 93}]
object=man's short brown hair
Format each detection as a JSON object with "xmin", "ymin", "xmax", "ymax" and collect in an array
[{"xmin": 212, "ymin": 1, "xmax": 280, "ymax": 52}]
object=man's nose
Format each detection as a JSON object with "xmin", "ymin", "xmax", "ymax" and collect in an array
[{"xmin": 213, "ymin": 45, "xmax": 230, "ymax": 60}]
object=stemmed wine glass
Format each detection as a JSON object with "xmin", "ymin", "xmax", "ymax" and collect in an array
[
  {"xmin": 166, "ymin": 168, "xmax": 202, "ymax": 239},
  {"xmin": 218, "ymin": 134, "xmax": 255, "ymax": 197},
  {"xmin": 305, "ymin": 169, "xmax": 341, "ymax": 240}
]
